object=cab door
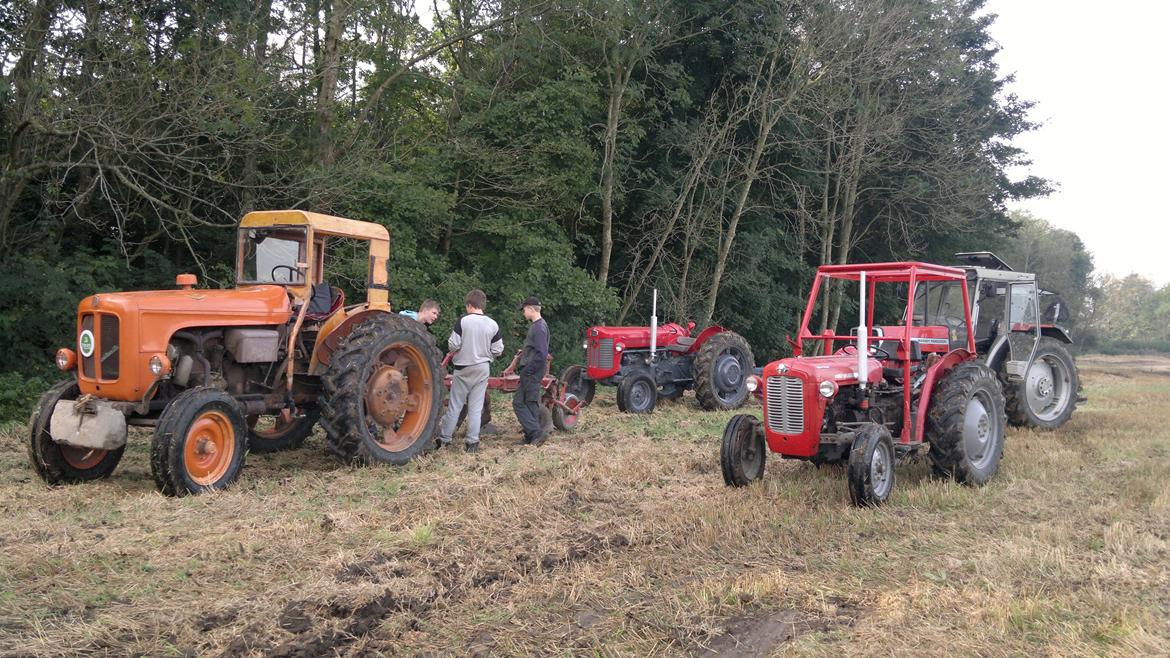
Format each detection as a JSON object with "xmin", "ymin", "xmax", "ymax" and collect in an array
[{"xmin": 1003, "ymin": 281, "xmax": 1040, "ymax": 382}]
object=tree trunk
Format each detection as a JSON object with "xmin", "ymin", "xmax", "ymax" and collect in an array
[
  {"xmin": 315, "ymin": 0, "xmax": 347, "ymax": 166},
  {"xmin": 241, "ymin": 0, "xmax": 273, "ymax": 213},
  {"xmin": 597, "ymin": 64, "xmax": 629, "ymax": 286}
]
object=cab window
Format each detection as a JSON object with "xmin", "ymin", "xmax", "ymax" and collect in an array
[{"xmin": 239, "ymin": 227, "xmax": 308, "ymax": 284}]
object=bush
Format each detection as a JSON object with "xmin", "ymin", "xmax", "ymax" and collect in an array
[{"xmin": 0, "ymin": 371, "xmax": 49, "ymax": 425}]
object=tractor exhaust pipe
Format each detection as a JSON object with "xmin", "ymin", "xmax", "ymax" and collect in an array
[
  {"xmin": 858, "ymin": 272, "xmax": 867, "ymax": 390},
  {"xmin": 649, "ymin": 289, "xmax": 658, "ymax": 362}
]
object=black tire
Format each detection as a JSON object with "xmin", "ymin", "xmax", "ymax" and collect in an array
[
  {"xmin": 693, "ymin": 331, "xmax": 754, "ymax": 411},
  {"xmin": 27, "ymin": 380, "xmax": 125, "ymax": 485},
  {"xmin": 616, "ymin": 371, "xmax": 657, "ymax": 414},
  {"xmin": 1001, "ymin": 337, "xmax": 1079, "ymax": 430},
  {"xmin": 151, "ymin": 387, "xmax": 248, "ymax": 496},
  {"xmin": 720, "ymin": 414, "xmax": 766, "ymax": 487},
  {"xmin": 319, "ymin": 314, "xmax": 444, "ymax": 465},
  {"xmin": 926, "ymin": 362, "xmax": 1006, "ymax": 485},
  {"xmin": 246, "ymin": 407, "xmax": 320, "ymax": 453},
  {"xmin": 846, "ymin": 424, "xmax": 895, "ymax": 507}
]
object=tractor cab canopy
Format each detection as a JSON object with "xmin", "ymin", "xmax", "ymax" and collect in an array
[
  {"xmin": 795, "ymin": 262, "xmax": 976, "ymax": 358},
  {"xmin": 236, "ymin": 210, "xmax": 391, "ymax": 310}
]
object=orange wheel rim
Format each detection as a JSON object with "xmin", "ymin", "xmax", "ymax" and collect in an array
[
  {"xmin": 363, "ymin": 342, "xmax": 433, "ymax": 453},
  {"xmin": 183, "ymin": 410, "xmax": 235, "ymax": 485},
  {"xmin": 61, "ymin": 445, "xmax": 106, "ymax": 470}
]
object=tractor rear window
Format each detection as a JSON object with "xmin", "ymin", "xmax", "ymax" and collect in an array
[{"xmin": 238, "ymin": 227, "xmax": 308, "ymax": 284}]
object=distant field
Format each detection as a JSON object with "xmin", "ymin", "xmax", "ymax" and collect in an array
[{"xmin": 2, "ymin": 355, "xmax": 1168, "ymax": 657}]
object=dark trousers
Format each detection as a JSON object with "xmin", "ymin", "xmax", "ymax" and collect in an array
[{"xmin": 513, "ymin": 374, "xmax": 543, "ymax": 440}]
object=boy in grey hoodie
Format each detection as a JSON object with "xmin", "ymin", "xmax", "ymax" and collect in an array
[{"xmin": 439, "ymin": 289, "xmax": 504, "ymax": 452}]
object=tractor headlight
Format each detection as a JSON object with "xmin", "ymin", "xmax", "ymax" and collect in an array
[
  {"xmin": 582, "ymin": 340, "xmax": 589, "ymax": 350},
  {"xmin": 818, "ymin": 380, "xmax": 838, "ymax": 398},
  {"xmin": 55, "ymin": 348, "xmax": 76, "ymax": 371},
  {"xmin": 149, "ymin": 354, "xmax": 172, "ymax": 377},
  {"xmin": 615, "ymin": 343, "xmax": 624, "ymax": 352},
  {"xmin": 746, "ymin": 375, "xmax": 760, "ymax": 392}
]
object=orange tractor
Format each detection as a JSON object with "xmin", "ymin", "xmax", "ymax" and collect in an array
[{"xmin": 28, "ymin": 210, "xmax": 444, "ymax": 495}]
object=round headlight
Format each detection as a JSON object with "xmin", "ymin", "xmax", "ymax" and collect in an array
[
  {"xmin": 56, "ymin": 348, "xmax": 76, "ymax": 371},
  {"xmin": 615, "ymin": 343, "xmax": 624, "ymax": 352},
  {"xmin": 818, "ymin": 380, "xmax": 838, "ymax": 398},
  {"xmin": 582, "ymin": 340, "xmax": 589, "ymax": 350},
  {"xmin": 746, "ymin": 375, "xmax": 759, "ymax": 392},
  {"xmin": 149, "ymin": 354, "xmax": 172, "ymax": 377}
]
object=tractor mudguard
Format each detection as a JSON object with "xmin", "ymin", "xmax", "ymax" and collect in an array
[
  {"xmin": 686, "ymin": 325, "xmax": 727, "ymax": 353},
  {"xmin": 1040, "ymin": 325, "xmax": 1073, "ymax": 344},
  {"xmin": 310, "ymin": 307, "xmax": 396, "ymax": 374},
  {"xmin": 912, "ymin": 349, "xmax": 974, "ymax": 443}
]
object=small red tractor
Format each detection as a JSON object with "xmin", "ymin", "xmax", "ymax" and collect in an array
[
  {"xmin": 583, "ymin": 292, "xmax": 754, "ymax": 413},
  {"xmin": 441, "ymin": 350, "xmax": 591, "ymax": 434},
  {"xmin": 28, "ymin": 210, "xmax": 445, "ymax": 496},
  {"xmin": 723, "ymin": 255, "xmax": 1082, "ymax": 505}
]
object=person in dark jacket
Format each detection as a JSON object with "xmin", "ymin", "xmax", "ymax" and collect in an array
[{"xmin": 513, "ymin": 296, "xmax": 549, "ymax": 445}]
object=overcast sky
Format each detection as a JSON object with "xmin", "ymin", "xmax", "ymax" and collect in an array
[{"xmin": 983, "ymin": 0, "xmax": 1170, "ymax": 286}]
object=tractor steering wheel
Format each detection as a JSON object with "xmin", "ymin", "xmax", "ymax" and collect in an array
[
  {"xmin": 841, "ymin": 344, "xmax": 891, "ymax": 361},
  {"xmin": 270, "ymin": 264, "xmax": 298, "ymax": 282}
]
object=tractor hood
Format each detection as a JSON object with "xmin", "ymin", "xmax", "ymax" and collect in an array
[
  {"xmin": 79, "ymin": 285, "xmax": 293, "ymax": 355},
  {"xmin": 762, "ymin": 353, "xmax": 882, "ymax": 387},
  {"xmin": 586, "ymin": 322, "xmax": 692, "ymax": 350}
]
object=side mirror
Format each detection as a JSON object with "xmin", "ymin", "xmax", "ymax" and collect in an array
[{"xmin": 176, "ymin": 273, "xmax": 197, "ymax": 289}]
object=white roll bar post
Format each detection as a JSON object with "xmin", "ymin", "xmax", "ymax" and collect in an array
[
  {"xmin": 650, "ymin": 289, "xmax": 658, "ymax": 363},
  {"xmin": 858, "ymin": 272, "xmax": 868, "ymax": 390}
]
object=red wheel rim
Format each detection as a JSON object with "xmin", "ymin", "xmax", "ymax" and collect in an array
[
  {"xmin": 183, "ymin": 410, "xmax": 236, "ymax": 485},
  {"xmin": 60, "ymin": 445, "xmax": 106, "ymax": 470}
]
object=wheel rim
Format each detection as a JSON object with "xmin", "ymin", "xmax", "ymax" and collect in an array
[
  {"xmin": 1025, "ymin": 356, "xmax": 1072, "ymax": 422},
  {"xmin": 713, "ymin": 349, "xmax": 747, "ymax": 404},
  {"xmin": 560, "ymin": 393, "xmax": 580, "ymax": 428},
  {"xmin": 736, "ymin": 422, "xmax": 764, "ymax": 480},
  {"xmin": 962, "ymin": 392, "xmax": 999, "ymax": 471},
  {"xmin": 363, "ymin": 342, "xmax": 434, "ymax": 452},
  {"xmin": 629, "ymin": 378, "xmax": 654, "ymax": 411},
  {"xmin": 247, "ymin": 409, "xmax": 298, "ymax": 440},
  {"xmin": 870, "ymin": 439, "xmax": 893, "ymax": 499},
  {"xmin": 61, "ymin": 445, "xmax": 106, "ymax": 470},
  {"xmin": 183, "ymin": 410, "xmax": 236, "ymax": 486}
]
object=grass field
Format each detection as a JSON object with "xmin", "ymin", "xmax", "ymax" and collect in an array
[{"xmin": 2, "ymin": 355, "xmax": 1169, "ymax": 657}]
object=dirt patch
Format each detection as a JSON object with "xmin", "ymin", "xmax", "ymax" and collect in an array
[{"xmin": 699, "ymin": 609, "xmax": 830, "ymax": 656}]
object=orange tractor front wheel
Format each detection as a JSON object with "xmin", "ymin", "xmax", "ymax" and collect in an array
[{"xmin": 151, "ymin": 387, "xmax": 248, "ymax": 496}]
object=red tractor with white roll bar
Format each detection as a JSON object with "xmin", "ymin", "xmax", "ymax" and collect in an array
[
  {"xmin": 721, "ymin": 261, "xmax": 1009, "ymax": 506},
  {"xmin": 582, "ymin": 291, "xmax": 755, "ymax": 413}
]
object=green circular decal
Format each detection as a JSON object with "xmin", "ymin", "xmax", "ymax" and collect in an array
[{"xmin": 79, "ymin": 329, "xmax": 95, "ymax": 358}]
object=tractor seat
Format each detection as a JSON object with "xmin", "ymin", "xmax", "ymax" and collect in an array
[{"xmin": 306, "ymin": 283, "xmax": 345, "ymax": 321}]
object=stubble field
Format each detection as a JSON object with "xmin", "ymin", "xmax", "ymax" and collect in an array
[{"xmin": 1, "ymin": 354, "xmax": 1168, "ymax": 657}]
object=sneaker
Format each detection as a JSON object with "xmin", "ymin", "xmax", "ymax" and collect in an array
[
  {"xmin": 480, "ymin": 422, "xmax": 499, "ymax": 436},
  {"xmin": 517, "ymin": 435, "xmax": 531, "ymax": 446},
  {"xmin": 530, "ymin": 431, "xmax": 548, "ymax": 447},
  {"xmin": 464, "ymin": 442, "xmax": 479, "ymax": 453}
]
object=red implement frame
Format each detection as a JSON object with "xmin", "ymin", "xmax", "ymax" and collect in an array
[{"xmin": 441, "ymin": 351, "xmax": 584, "ymax": 422}]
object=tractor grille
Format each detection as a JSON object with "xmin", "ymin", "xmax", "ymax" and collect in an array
[
  {"xmin": 99, "ymin": 314, "xmax": 120, "ymax": 380},
  {"xmin": 766, "ymin": 375, "xmax": 805, "ymax": 435},
  {"xmin": 589, "ymin": 338, "xmax": 614, "ymax": 370}
]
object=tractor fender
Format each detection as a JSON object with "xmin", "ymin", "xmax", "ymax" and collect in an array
[
  {"xmin": 1040, "ymin": 325, "xmax": 1074, "ymax": 344},
  {"xmin": 686, "ymin": 325, "xmax": 727, "ymax": 353},
  {"xmin": 912, "ymin": 349, "xmax": 975, "ymax": 442},
  {"xmin": 981, "ymin": 335, "xmax": 1011, "ymax": 373},
  {"xmin": 309, "ymin": 307, "xmax": 392, "ymax": 374}
]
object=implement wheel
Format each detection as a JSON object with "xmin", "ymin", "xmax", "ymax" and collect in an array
[
  {"xmin": 320, "ymin": 314, "xmax": 444, "ymax": 465},
  {"xmin": 552, "ymin": 365, "xmax": 590, "ymax": 431},
  {"xmin": 246, "ymin": 407, "xmax": 320, "ymax": 453},
  {"xmin": 721, "ymin": 414, "xmax": 766, "ymax": 487},
  {"xmin": 28, "ymin": 380, "xmax": 125, "ymax": 485},
  {"xmin": 151, "ymin": 387, "xmax": 248, "ymax": 496}
]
